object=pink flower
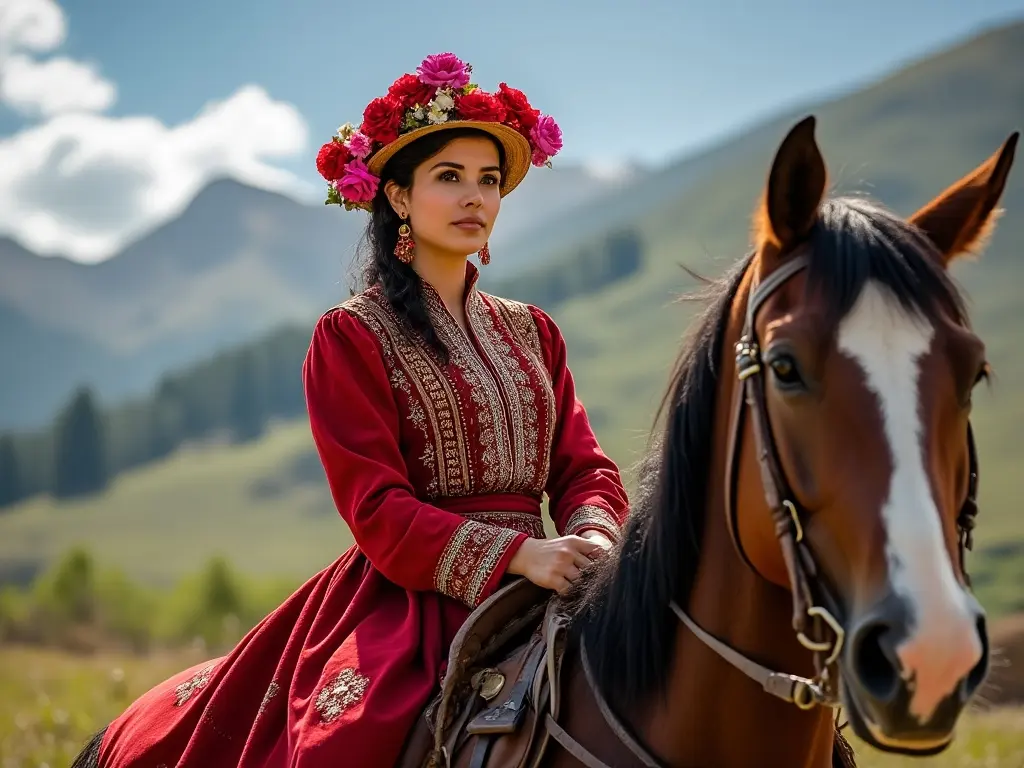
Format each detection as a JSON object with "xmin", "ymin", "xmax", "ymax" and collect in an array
[
  {"xmin": 531, "ymin": 149, "xmax": 549, "ymax": 167},
  {"xmin": 530, "ymin": 115, "xmax": 562, "ymax": 157},
  {"xmin": 337, "ymin": 158, "xmax": 379, "ymax": 203},
  {"xmin": 416, "ymin": 52, "xmax": 470, "ymax": 89},
  {"xmin": 345, "ymin": 130, "xmax": 373, "ymax": 159}
]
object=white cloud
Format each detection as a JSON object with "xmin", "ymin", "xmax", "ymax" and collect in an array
[
  {"xmin": 1, "ymin": 53, "xmax": 116, "ymax": 116},
  {"xmin": 0, "ymin": 86, "xmax": 311, "ymax": 262},
  {"xmin": 0, "ymin": 0, "xmax": 66, "ymax": 53},
  {"xmin": 0, "ymin": 0, "xmax": 310, "ymax": 262},
  {"xmin": 0, "ymin": 0, "xmax": 115, "ymax": 117}
]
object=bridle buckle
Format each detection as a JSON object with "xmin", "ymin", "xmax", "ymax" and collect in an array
[{"xmin": 796, "ymin": 606, "xmax": 845, "ymax": 668}]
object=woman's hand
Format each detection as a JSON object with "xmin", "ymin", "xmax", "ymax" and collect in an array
[
  {"xmin": 578, "ymin": 530, "xmax": 615, "ymax": 554},
  {"xmin": 507, "ymin": 535, "xmax": 607, "ymax": 593}
]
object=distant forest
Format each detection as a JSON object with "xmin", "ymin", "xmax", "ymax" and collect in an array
[{"xmin": 0, "ymin": 229, "xmax": 644, "ymax": 509}]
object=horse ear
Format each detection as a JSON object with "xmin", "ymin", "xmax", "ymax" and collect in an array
[
  {"xmin": 755, "ymin": 115, "xmax": 827, "ymax": 252},
  {"xmin": 908, "ymin": 132, "xmax": 1018, "ymax": 266}
]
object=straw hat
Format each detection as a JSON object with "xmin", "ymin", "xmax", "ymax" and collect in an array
[
  {"xmin": 315, "ymin": 53, "xmax": 563, "ymax": 212},
  {"xmin": 365, "ymin": 120, "xmax": 533, "ymax": 196}
]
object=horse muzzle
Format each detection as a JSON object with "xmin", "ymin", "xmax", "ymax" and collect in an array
[{"xmin": 839, "ymin": 590, "xmax": 989, "ymax": 756}]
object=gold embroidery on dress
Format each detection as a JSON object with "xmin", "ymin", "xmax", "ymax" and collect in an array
[
  {"xmin": 493, "ymin": 295, "xmax": 546, "ymax": 363},
  {"xmin": 423, "ymin": 286, "xmax": 510, "ymax": 491},
  {"xmin": 315, "ymin": 668, "xmax": 370, "ymax": 725},
  {"xmin": 337, "ymin": 284, "xmax": 556, "ymax": 504},
  {"xmin": 460, "ymin": 510, "xmax": 545, "ymax": 539},
  {"xmin": 435, "ymin": 520, "xmax": 520, "ymax": 606},
  {"xmin": 563, "ymin": 504, "xmax": 621, "ymax": 540},
  {"xmin": 490, "ymin": 296, "xmax": 557, "ymax": 488},
  {"xmin": 472, "ymin": 293, "xmax": 556, "ymax": 496},
  {"xmin": 470, "ymin": 293, "xmax": 529, "ymax": 491},
  {"xmin": 258, "ymin": 680, "xmax": 280, "ymax": 717},
  {"xmin": 173, "ymin": 663, "xmax": 216, "ymax": 707},
  {"xmin": 342, "ymin": 294, "xmax": 471, "ymax": 497}
]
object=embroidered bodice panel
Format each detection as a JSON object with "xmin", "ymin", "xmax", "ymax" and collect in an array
[{"xmin": 339, "ymin": 278, "xmax": 557, "ymax": 504}]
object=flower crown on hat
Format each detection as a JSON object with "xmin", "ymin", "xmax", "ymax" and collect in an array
[{"xmin": 315, "ymin": 52, "xmax": 562, "ymax": 211}]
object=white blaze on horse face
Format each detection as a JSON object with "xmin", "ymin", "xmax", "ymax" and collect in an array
[{"xmin": 836, "ymin": 281, "xmax": 982, "ymax": 724}]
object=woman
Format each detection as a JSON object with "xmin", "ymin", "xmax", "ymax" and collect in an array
[{"xmin": 89, "ymin": 52, "xmax": 629, "ymax": 767}]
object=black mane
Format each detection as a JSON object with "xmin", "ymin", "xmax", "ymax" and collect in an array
[{"xmin": 562, "ymin": 196, "xmax": 968, "ymax": 708}]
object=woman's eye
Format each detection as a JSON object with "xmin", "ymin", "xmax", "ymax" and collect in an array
[
  {"xmin": 481, "ymin": 174, "xmax": 499, "ymax": 185},
  {"xmin": 439, "ymin": 170, "xmax": 459, "ymax": 182},
  {"xmin": 769, "ymin": 355, "xmax": 803, "ymax": 387}
]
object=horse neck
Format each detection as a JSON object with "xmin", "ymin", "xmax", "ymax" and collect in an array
[{"xmin": 634, "ymin": 270, "xmax": 837, "ymax": 768}]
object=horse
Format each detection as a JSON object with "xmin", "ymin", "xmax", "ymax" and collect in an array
[{"xmin": 73, "ymin": 115, "xmax": 1017, "ymax": 767}]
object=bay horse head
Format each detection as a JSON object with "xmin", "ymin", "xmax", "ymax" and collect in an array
[
  {"xmin": 720, "ymin": 117, "xmax": 1017, "ymax": 755},
  {"xmin": 570, "ymin": 117, "xmax": 1018, "ymax": 766}
]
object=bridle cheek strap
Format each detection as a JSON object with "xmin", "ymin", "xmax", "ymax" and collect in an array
[{"xmin": 726, "ymin": 252, "xmax": 821, "ymax": 638}]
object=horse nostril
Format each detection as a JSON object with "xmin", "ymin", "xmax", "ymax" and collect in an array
[{"xmin": 853, "ymin": 621, "xmax": 901, "ymax": 703}]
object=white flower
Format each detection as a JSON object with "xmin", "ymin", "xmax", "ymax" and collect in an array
[
  {"xmin": 427, "ymin": 107, "xmax": 449, "ymax": 124},
  {"xmin": 430, "ymin": 88, "xmax": 455, "ymax": 112},
  {"xmin": 412, "ymin": 107, "xmax": 425, "ymax": 120},
  {"xmin": 336, "ymin": 122, "xmax": 355, "ymax": 140}
]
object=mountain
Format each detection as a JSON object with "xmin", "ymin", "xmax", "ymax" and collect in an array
[{"xmin": 0, "ymin": 164, "xmax": 644, "ymax": 429}]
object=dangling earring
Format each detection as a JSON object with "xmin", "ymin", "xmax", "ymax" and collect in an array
[
  {"xmin": 477, "ymin": 242, "xmax": 490, "ymax": 266},
  {"xmin": 394, "ymin": 213, "xmax": 415, "ymax": 264}
]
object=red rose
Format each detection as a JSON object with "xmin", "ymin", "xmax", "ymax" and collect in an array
[
  {"xmin": 361, "ymin": 95, "xmax": 403, "ymax": 144},
  {"xmin": 316, "ymin": 140, "xmax": 351, "ymax": 181},
  {"xmin": 496, "ymin": 83, "xmax": 540, "ymax": 134},
  {"xmin": 455, "ymin": 90, "xmax": 507, "ymax": 123},
  {"xmin": 387, "ymin": 73, "xmax": 436, "ymax": 110}
]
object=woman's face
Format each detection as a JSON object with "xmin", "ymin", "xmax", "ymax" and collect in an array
[{"xmin": 397, "ymin": 135, "xmax": 503, "ymax": 260}]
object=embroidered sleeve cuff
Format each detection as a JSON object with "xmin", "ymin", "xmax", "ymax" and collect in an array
[
  {"xmin": 562, "ymin": 504, "xmax": 622, "ymax": 541},
  {"xmin": 434, "ymin": 520, "xmax": 522, "ymax": 607}
]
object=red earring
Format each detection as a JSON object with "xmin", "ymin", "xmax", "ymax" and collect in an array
[
  {"xmin": 394, "ymin": 215, "xmax": 414, "ymax": 264},
  {"xmin": 478, "ymin": 242, "xmax": 490, "ymax": 266}
]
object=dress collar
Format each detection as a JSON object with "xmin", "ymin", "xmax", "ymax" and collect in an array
[{"xmin": 419, "ymin": 260, "xmax": 481, "ymax": 315}]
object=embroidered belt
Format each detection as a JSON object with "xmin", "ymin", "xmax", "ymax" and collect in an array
[{"xmin": 459, "ymin": 510, "xmax": 545, "ymax": 539}]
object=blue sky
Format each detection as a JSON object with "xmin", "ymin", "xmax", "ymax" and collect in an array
[{"xmin": 0, "ymin": 0, "xmax": 1022, "ymax": 262}]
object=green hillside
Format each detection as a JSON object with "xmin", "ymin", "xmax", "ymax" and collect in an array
[
  {"xmin": 0, "ymin": 422, "xmax": 348, "ymax": 586},
  {"xmin": 557, "ymin": 19, "xmax": 1024, "ymax": 528},
  {"xmin": 544, "ymin": 21, "xmax": 1024, "ymax": 615},
  {"xmin": 0, "ymin": 21, "xmax": 1022, "ymax": 615}
]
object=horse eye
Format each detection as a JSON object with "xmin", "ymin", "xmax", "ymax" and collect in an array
[{"xmin": 769, "ymin": 355, "xmax": 803, "ymax": 387}]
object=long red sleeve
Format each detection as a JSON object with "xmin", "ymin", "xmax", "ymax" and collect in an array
[
  {"xmin": 302, "ymin": 308, "xmax": 527, "ymax": 607},
  {"xmin": 531, "ymin": 306, "xmax": 629, "ymax": 540}
]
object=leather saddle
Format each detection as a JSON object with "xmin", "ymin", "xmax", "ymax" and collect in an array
[{"xmin": 398, "ymin": 578, "xmax": 572, "ymax": 768}]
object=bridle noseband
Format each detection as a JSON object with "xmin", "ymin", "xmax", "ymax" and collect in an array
[{"xmin": 671, "ymin": 250, "xmax": 981, "ymax": 711}]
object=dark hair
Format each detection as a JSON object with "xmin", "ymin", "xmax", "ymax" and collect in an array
[{"xmin": 355, "ymin": 127, "xmax": 507, "ymax": 364}]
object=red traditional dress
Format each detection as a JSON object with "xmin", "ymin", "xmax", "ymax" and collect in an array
[{"xmin": 98, "ymin": 263, "xmax": 629, "ymax": 767}]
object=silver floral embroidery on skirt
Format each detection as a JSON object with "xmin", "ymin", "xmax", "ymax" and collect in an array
[
  {"xmin": 173, "ymin": 663, "xmax": 216, "ymax": 707},
  {"xmin": 258, "ymin": 680, "xmax": 280, "ymax": 716},
  {"xmin": 315, "ymin": 667, "xmax": 370, "ymax": 724}
]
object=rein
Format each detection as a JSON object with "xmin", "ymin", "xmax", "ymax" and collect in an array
[{"xmin": 543, "ymin": 251, "xmax": 982, "ymax": 768}]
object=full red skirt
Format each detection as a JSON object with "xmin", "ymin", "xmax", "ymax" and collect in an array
[{"xmin": 98, "ymin": 544, "xmax": 478, "ymax": 767}]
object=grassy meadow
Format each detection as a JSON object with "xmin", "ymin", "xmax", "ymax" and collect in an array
[
  {"xmin": 0, "ymin": 644, "xmax": 1022, "ymax": 767},
  {"xmin": 0, "ymin": 421, "xmax": 349, "ymax": 588}
]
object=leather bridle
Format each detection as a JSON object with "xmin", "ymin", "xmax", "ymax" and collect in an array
[{"xmin": 673, "ymin": 250, "xmax": 981, "ymax": 711}]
